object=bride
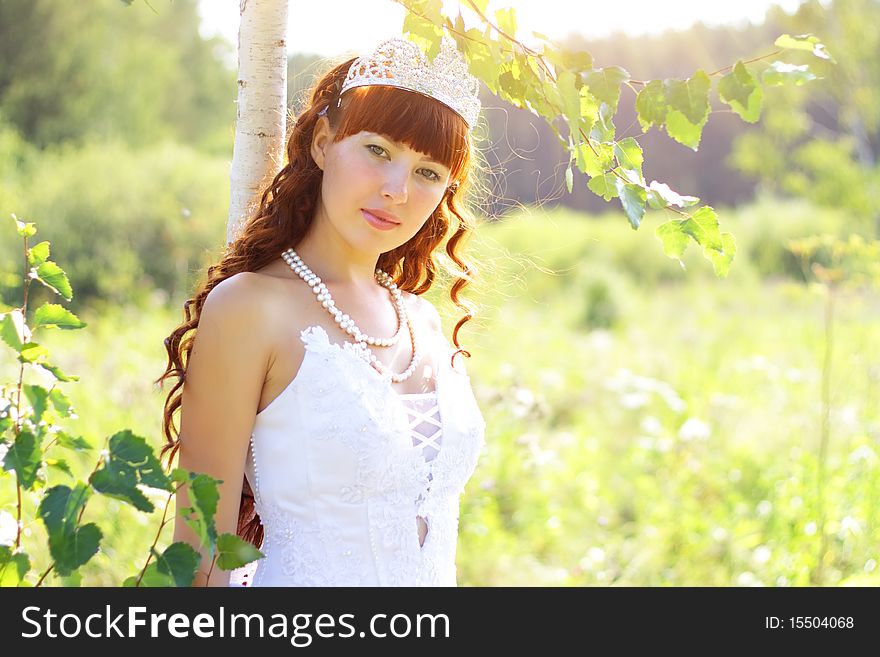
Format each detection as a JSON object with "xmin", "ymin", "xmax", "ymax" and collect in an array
[{"xmin": 157, "ymin": 37, "xmax": 487, "ymax": 586}]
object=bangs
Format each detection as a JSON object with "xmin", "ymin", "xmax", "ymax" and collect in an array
[{"xmin": 334, "ymin": 85, "xmax": 470, "ymax": 181}]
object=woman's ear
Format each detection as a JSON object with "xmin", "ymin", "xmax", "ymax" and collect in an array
[{"xmin": 310, "ymin": 116, "xmax": 333, "ymax": 170}]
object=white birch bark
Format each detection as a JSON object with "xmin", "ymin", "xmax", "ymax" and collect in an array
[{"xmin": 226, "ymin": 0, "xmax": 289, "ymax": 244}]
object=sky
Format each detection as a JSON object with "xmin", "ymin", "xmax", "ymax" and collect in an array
[{"xmin": 197, "ymin": 0, "xmax": 809, "ymax": 59}]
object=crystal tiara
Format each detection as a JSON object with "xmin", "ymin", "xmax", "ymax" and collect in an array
[{"xmin": 338, "ymin": 37, "xmax": 481, "ymax": 130}]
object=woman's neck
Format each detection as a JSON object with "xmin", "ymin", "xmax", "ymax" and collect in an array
[{"xmin": 291, "ymin": 223, "xmax": 383, "ymax": 293}]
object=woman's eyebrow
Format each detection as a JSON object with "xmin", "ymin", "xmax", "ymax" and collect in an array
[{"xmin": 367, "ymin": 133, "xmax": 448, "ymax": 167}]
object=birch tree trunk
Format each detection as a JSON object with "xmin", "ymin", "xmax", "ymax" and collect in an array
[{"xmin": 226, "ymin": 0, "xmax": 290, "ymax": 244}]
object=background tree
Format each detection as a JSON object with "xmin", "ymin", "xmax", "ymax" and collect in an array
[{"xmin": 731, "ymin": 0, "xmax": 879, "ymax": 237}]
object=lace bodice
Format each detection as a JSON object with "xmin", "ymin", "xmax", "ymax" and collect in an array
[{"xmin": 228, "ymin": 324, "xmax": 486, "ymax": 587}]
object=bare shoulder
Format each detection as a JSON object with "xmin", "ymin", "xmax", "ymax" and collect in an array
[
  {"xmin": 203, "ymin": 271, "xmax": 270, "ymax": 313},
  {"xmin": 401, "ymin": 291, "xmax": 446, "ymax": 348},
  {"xmin": 202, "ymin": 271, "xmax": 289, "ymax": 326}
]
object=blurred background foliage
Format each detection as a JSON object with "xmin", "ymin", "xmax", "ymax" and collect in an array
[{"xmin": 1, "ymin": 0, "xmax": 878, "ymax": 585}]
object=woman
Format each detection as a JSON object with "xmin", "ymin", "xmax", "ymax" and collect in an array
[{"xmin": 157, "ymin": 37, "xmax": 487, "ymax": 586}]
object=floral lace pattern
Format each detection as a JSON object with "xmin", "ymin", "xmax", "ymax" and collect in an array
[{"xmin": 232, "ymin": 324, "xmax": 485, "ymax": 587}]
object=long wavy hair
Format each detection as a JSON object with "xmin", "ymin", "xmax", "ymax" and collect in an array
[{"xmin": 156, "ymin": 56, "xmax": 481, "ymax": 549}]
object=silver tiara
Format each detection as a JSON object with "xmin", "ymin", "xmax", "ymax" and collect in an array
[{"xmin": 338, "ymin": 37, "xmax": 481, "ymax": 130}]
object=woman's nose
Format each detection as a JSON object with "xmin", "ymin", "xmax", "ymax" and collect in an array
[{"xmin": 381, "ymin": 167, "xmax": 409, "ymax": 204}]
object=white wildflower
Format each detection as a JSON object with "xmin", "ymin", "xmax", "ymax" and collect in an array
[
  {"xmin": 752, "ymin": 546, "xmax": 772, "ymax": 565},
  {"xmin": 640, "ymin": 415, "xmax": 662, "ymax": 435},
  {"xmin": 679, "ymin": 418, "xmax": 711, "ymax": 441},
  {"xmin": 620, "ymin": 391, "xmax": 650, "ymax": 409},
  {"xmin": 0, "ymin": 510, "xmax": 18, "ymax": 546},
  {"xmin": 736, "ymin": 571, "xmax": 762, "ymax": 586}
]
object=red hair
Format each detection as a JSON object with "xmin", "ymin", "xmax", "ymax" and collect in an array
[{"xmin": 156, "ymin": 56, "xmax": 480, "ymax": 549}]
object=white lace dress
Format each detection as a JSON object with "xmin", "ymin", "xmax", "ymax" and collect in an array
[{"xmin": 228, "ymin": 324, "xmax": 486, "ymax": 587}]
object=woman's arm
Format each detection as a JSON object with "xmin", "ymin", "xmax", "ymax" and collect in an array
[{"xmin": 172, "ymin": 273, "xmax": 272, "ymax": 587}]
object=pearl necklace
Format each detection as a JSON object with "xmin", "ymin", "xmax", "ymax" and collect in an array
[
  {"xmin": 282, "ymin": 248, "xmax": 404, "ymax": 347},
  {"xmin": 281, "ymin": 248, "xmax": 422, "ymax": 383}
]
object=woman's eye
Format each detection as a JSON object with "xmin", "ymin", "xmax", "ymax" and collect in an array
[{"xmin": 368, "ymin": 144, "xmax": 441, "ymax": 183}]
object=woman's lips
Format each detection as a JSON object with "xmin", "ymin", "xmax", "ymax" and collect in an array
[{"xmin": 362, "ymin": 209, "xmax": 399, "ymax": 231}]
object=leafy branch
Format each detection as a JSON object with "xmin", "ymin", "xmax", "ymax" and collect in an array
[
  {"xmin": 396, "ymin": 0, "xmax": 834, "ymax": 277},
  {"xmin": 1, "ymin": 215, "xmax": 262, "ymax": 587}
]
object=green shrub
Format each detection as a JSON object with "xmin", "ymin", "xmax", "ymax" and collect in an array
[{"xmin": 2, "ymin": 139, "xmax": 229, "ymax": 312}]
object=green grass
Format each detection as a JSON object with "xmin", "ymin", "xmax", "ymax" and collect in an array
[{"xmin": 2, "ymin": 200, "xmax": 878, "ymax": 586}]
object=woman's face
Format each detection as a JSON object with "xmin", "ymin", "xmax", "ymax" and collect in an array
[{"xmin": 310, "ymin": 116, "xmax": 452, "ymax": 254}]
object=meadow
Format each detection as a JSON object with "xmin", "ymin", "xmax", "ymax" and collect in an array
[{"xmin": 2, "ymin": 197, "xmax": 878, "ymax": 586}]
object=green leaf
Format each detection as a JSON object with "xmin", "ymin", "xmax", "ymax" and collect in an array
[
  {"xmin": 557, "ymin": 70, "xmax": 581, "ymax": 130},
  {"xmin": 54, "ymin": 431, "xmax": 92, "ymax": 451},
  {"xmin": 171, "ymin": 467, "xmax": 190, "ymax": 485},
  {"xmin": 576, "ymin": 140, "xmax": 614, "ymax": 177},
  {"xmin": 153, "ymin": 542, "xmax": 201, "ymax": 586},
  {"xmin": 90, "ymin": 430, "xmax": 172, "ymax": 513},
  {"xmin": 34, "ymin": 262, "xmax": 73, "ymax": 301},
  {"xmin": 495, "ymin": 7, "xmax": 517, "ymax": 37},
  {"xmin": 1, "ymin": 311, "xmax": 28, "ymax": 352},
  {"xmin": 39, "ymin": 483, "xmax": 88, "ymax": 534},
  {"xmin": 705, "ymin": 232, "xmax": 737, "ymax": 278},
  {"xmin": 46, "ymin": 457, "xmax": 73, "ymax": 478},
  {"xmin": 617, "ymin": 167, "xmax": 642, "ymax": 185},
  {"xmin": 615, "ymin": 179, "xmax": 648, "ymax": 229},
  {"xmin": 36, "ymin": 361, "xmax": 79, "ymax": 382},
  {"xmin": 130, "ymin": 561, "xmax": 175, "ymax": 587},
  {"xmin": 38, "ymin": 483, "xmax": 102, "ymax": 576},
  {"xmin": 665, "ymin": 108, "xmax": 708, "ymax": 151},
  {"xmin": 646, "ymin": 181, "xmax": 700, "ymax": 209},
  {"xmin": 588, "ymin": 174, "xmax": 619, "ymax": 201},
  {"xmin": 33, "ymin": 303, "xmax": 86, "ymax": 330},
  {"xmin": 681, "ymin": 206, "xmax": 723, "ymax": 252},
  {"xmin": 185, "ymin": 473, "xmax": 221, "ymax": 548},
  {"xmin": 19, "ymin": 342, "xmax": 49, "ymax": 364},
  {"xmin": 531, "ymin": 30, "xmax": 553, "ymax": 43},
  {"xmin": 23, "ymin": 384, "xmax": 50, "ymax": 424},
  {"xmin": 27, "ymin": 242, "xmax": 50, "ymax": 267},
  {"xmin": 48, "ymin": 523, "xmax": 101, "ymax": 577},
  {"xmin": 762, "ymin": 61, "xmax": 817, "ymax": 86},
  {"xmin": 635, "ymin": 80, "xmax": 667, "ymax": 132},
  {"xmin": 459, "ymin": 30, "xmax": 499, "ymax": 93},
  {"xmin": 664, "ymin": 70, "xmax": 710, "ymax": 125},
  {"xmin": 579, "ymin": 86, "xmax": 599, "ymax": 133},
  {"xmin": 582, "ymin": 66, "xmax": 630, "ymax": 111},
  {"xmin": 543, "ymin": 46, "xmax": 593, "ymax": 75},
  {"xmin": 590, "ymin": 102, "xmax": 617, "ymax": 142},
  {"xmin": 655, "ymin": 208, "xmax": 734, "ymax": 276},
  {"xmin": 3, "ymin": 429, "xmax": 41, "ymax": 490},
  {"xmin": 216, "ymin": 533, "xmax": 264, "ymax": 571},
  {"xmin": 0, "ymin": 546, "xmax": 31, "ymax": 586},
  {"xmin": 656, "ymin": 220, "xmax": 690, "ymax": 267},
  {"xmin": 57, "ymin": 570, "xmax": 82, "ymax": 586},
  {"xmin": 565, "ymin": 165, "xmax": 573, "ymax": 194},
  {"xmin": 49, "ymin": 389, "xmax": 75, "ymax": 418},
  {"xmin": 403, "ymin": 13, "xmax": 444, "ymax": 61},
  {"xmin": 408, "ymin": 0, "xmax": 443, "ymax": 24},
  {"xmin": 718, "ymin": 61, "xmax": 762, "ymax": 123},
  {"xmin": 14, "ymin": 216, "xmax": 36, "ymax": 238},
  {"xmin": 498, "ymin": 69, "xmax": 525, "ymax": 103},
  {"xmin": 614, "ymin": 137, "xmax": 644, "ymax": 176},
  {"xmin": 774, "ymin": 33, "xmax": 834, "ymax": 62}
]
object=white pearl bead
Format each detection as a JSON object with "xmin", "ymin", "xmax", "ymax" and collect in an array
[{"xmin": 281, "ymin": 248, "xmax": 422, "ymax": 382}]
